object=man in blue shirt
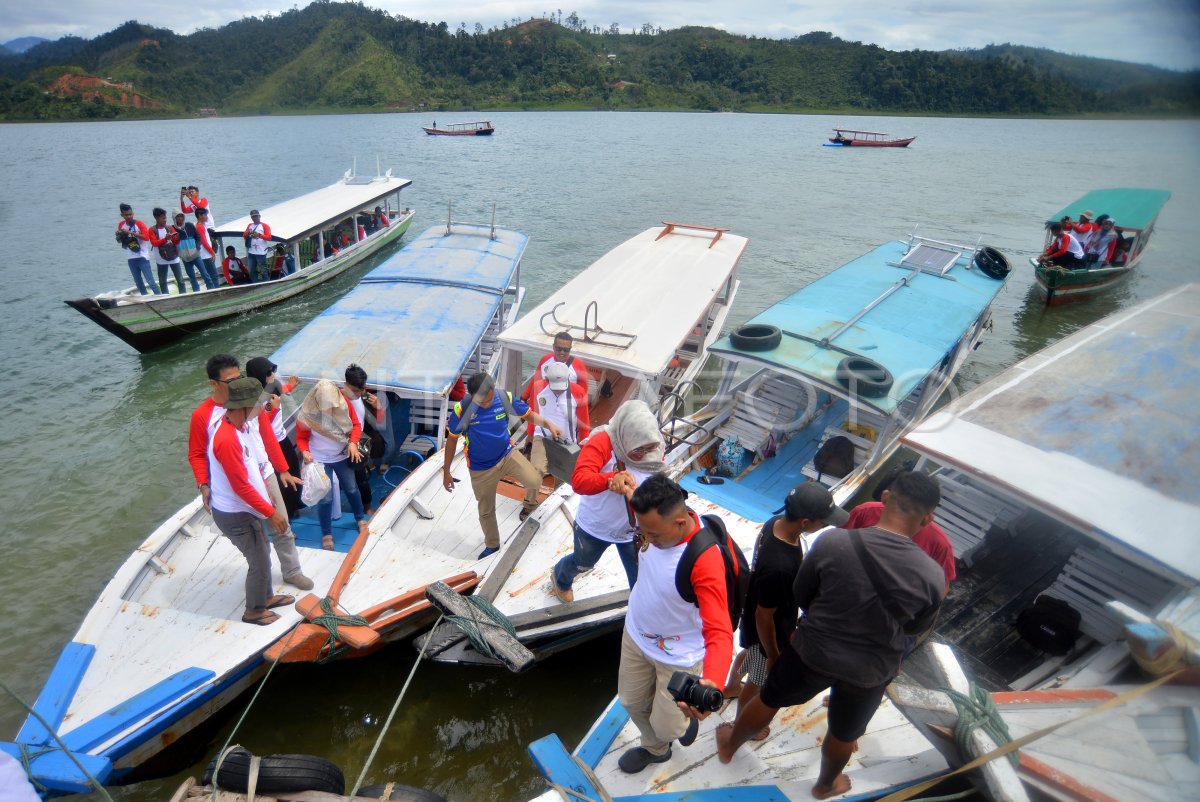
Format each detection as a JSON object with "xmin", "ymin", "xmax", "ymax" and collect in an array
[{"xmin": 444, "ymin": 373, "xmax": 561, "ymax": 558}]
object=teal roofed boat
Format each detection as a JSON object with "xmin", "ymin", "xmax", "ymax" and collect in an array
[
  {"xmin": 666, "ymin": 231, "xmax": 1011, "ymax": 519},
  {"xmin": 1045, "ymin": 188, "xmax": 1170, "ymax": 231}
]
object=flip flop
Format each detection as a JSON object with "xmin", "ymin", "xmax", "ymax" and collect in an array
[
  {"xmin": 322, "ymin": 534, "xmax": 335, "ymax": 550},
  {"xmin": 265, "ymin": 594, "xmax": 295, "ymax": 609},
  {"xmin": 242, "ymin": 610, "xmax": 279, "ymax": 626}
]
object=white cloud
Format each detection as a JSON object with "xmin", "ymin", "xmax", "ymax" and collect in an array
[{"xmin": 3, "ymin": 0, "xmax": 1198, "ymax": 70}]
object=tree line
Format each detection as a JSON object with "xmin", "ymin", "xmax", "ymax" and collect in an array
[{"xmin": 0, "ymin": 2, "xmax": 1195, "ymax": 121}]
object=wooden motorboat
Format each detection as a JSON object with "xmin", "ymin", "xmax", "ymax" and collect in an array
[
  {"xmin": 421, "ymin": 121, "xmax": 494, "ymax": 136},
  {"xmin": 827, "ymin": 128, "xmax": 915, "ymax": 147}
]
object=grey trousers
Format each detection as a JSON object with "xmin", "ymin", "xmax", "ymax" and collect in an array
[
  {"xmin": 212, "ymin": 508, "xmax": 272, "ymax": 611},
  {"xmin": 265, "ymin": 474, "xmax": 303, "ymax": 579}
]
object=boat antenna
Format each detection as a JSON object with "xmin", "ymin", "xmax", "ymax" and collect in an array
[
  {"xmin": 490, "ymin": 202, "xmax": 497, "ymax": 240},
  {"xmin": 445, "ymin": 199, "xmax": 453, "ymax": 236},
  {"xmin": 376, "ymin": 155, "xmax": 381, "ymax": 177}
]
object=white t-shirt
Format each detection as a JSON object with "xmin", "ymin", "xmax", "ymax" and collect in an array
[
  {"xmin": 208, "ymin": 418, "xmax": 271, "ymax": 518},
  {"xmin": 574, "ymin": 453, "xmax": 653, "ymax": 543},
  {"xmin": 119, "ymin": 220, "xmax": 153, "ymax": 261},
  {"xmin": 533, "ymin": 385, "xmax": 580, "ymax": 442},
  {"xmin": 247, "ymin": 222, "xmax": 270, "ymax": 255},
  {"xmin": 151, "ymin": 224, "xmax": 180, "ymax": 265},
  {"xmin": 624, "ymin": 539, "xmax": 705, "ymax": 668}
]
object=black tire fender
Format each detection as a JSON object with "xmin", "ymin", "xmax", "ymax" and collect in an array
[
  {"xmin": 974, "ymin": 246, "xmax": 1011, "ymax": 280},
  {"xmin": 359, "ymin": 783, "xmax": 451, "ymax": 801},
  {"xmin": 730, "ymin": 324, "xmax": 782, "ymax": 351},
  {"xmin": 203, "ymin": 748, "xmax": 345, "ymax": 795},
  {"xmin": 835, "ymin": 356, "xmax": 894, "ymax": 398}
]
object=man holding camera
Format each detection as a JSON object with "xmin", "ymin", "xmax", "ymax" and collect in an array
[
  {"xmin": 617, "ymin": 474, "xmax": 734, "ymax": 774},
  {"xmin": 716, "ymin": 471, "xmax": 945, "ymax": 800},
  {"xmin": 116, "ymin": 203, "xmax": 160, "ymax": 295}
]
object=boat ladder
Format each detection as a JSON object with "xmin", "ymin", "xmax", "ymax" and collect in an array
[{"xmin": 539, "ymin": 300, "xmax": 637, "ymax": 350}]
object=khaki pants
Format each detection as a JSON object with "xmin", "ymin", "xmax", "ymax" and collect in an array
[
  {"xmin": 617, "ymin": 629, "xmax": 703, "ymax": 755},
  {"xmin": 468, "ymin": 449, "xmax": 541, "ymax": 548},
  {"xmin": 265, "ymin": 474, "xmax": 303, "ymax": 579},
  {"xmin": 529, "ymin": 437, "xmax": 549, "ymax": 476}
]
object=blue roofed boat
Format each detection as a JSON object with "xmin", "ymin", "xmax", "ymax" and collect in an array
[
  {"xmin": 669, "ymin": 231, "xmax": 1012, "ymax": 518},
  {"xmin": 0, "ymin": 220, "xmax": 528, "ymax": 796}
]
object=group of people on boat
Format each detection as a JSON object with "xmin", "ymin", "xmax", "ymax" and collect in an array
[{"xmin": 1037, "ymin": 209, "xmax": 1128, "ymax": 270}]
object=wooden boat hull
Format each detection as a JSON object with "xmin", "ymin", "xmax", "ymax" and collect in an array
[
  {"xmin": 1029, "ymin": 254, "xmax": 1139, "ymax": 305},
  {"xmin": 66, "ymin": 213, "xmax": 414, "ymax": 353},
  {"xmin": 421, "ymin": 127, "xmax": 494, "ymax": 136},
  {"xmin": 829, "ymin": 136, "xmax": 915, "ymax": 147}
]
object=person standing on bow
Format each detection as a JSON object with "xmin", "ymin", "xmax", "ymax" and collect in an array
[
  {"xmin": 548, "ymin": 399, "xmax": 662, "ymax": 603},
  {"xmin": 116, "ymin": 203, "xmax": 159, "ymax": 295},
  {"xmin": 244, "ymin": 209, "xmax": 272, "ymax": 282},
  {"xmin": 296, "ymin": 378, "xmax": 369, "ymax": 551},
  {"xmin": 148, "ymin": 207, "xmax": 185, "ymax": 293}
]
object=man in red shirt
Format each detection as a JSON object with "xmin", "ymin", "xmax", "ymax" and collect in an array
[
  {"xmin": 618, "ymin": 475, "xmax": 733, "ymax": 774},
  {"xmin": 208, "ymin": 377, "xmax": 294, "ymax": 625}
]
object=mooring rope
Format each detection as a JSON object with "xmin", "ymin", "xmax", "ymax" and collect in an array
[
  {"xmin": 944, "ymin": 683, "xmax": 1019, "ymax": 767},
  {"xmin": 310, "ymin": 596, "xmax": 371, "ymax": 663},
  {"xmin": 444, "ymin": 595, "xmax": 518, "ymax": 659}
]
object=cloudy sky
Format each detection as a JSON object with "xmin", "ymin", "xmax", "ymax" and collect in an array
[{"xmin": 4, "ymin": 0, "xmax": 1199, "ymax": 71}]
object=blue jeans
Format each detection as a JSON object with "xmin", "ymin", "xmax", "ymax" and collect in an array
[
  {"xmin": 127, "ymin": 257, "xmax": 160, "ymax": 295},
  {"xmin": 197, "ymin": 257, "xmax": 219, "ymax": 289},
  {"xmin": 180, "ymin": 258, "xmax": 203, "ymax": 292},
  {"xmin": 157, "ymin": 262, "xmax": 185, "ymax": 293},
  {"xmin": 247, "ymin": 253, "xmax": 269, "ymax": 282},
  {"xmin": 317, "ymin": 458, "xmax": 365, "ymax": 534},
  {"xmin": 553, "ymin": 522, "xmax": 638, "ymax": 591}
]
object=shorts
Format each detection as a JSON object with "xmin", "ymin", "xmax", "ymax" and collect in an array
[
  {"xmin": 759, "ymin": 645, "xmax": 889, "ymax": 742},
  {"xmin": 742, "ymin": 643, "xmax": 770, "ymax": 686}
]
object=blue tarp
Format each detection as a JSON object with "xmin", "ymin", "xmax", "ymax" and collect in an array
[
  {"xmin": 708, "ymin": 240, "xmax": 1007, "ymax": 414},
  {"xmin": 272, "ymin": 224, "xmax": 528, "ymax": 395}
]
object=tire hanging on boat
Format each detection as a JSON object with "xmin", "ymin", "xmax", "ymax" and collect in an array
[
  {"xmin": 730, "ymin": 324, "xmax": 782, "ymax": 351},
  {"xmin": 360, "ymin": 782, "xmax": 451, "ymax": 801},
  {"xmin": 834, "ymin": 356, "xmax": 894, "ymax": 398},
  {"xmin": 974, "ymin": 246, "xmax": 1011, "ymax": 280},
  {"xmin": 202, "ymin": 748, "xmax": 345, "ymax": 795}
]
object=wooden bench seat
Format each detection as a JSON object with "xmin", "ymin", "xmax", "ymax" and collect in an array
[
  {"xmin": 930, "ymin": 469, "xmax": 1026, "ymax": 567},
  {"xmin": 1045, "ymin": 544, "xmax": 1177, "ymax": 643},
  {"xmin": 713, "ymin": 376, "xmax": 810, "ymax": 454}
]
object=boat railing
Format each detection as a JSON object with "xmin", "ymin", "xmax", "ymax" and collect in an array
[
  {"xmin": 538, "ymin": 299, "xmax": 637, "ymax": 350},
  {"xmin": 444, "ymin": 200, "xmax": 498, "ymax": 240},
  {"xmin": 655, "ymin": 221, "xmax": 729, "ymax": 249}
]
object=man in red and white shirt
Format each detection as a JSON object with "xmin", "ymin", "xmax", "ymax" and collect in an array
[
  {"xmin": 208, "ymin": 377, "xmax": 294, "ymax": 626},
  {"xmin": 189, "ymin": 354, "xmax": 312, "ymax": 590},
  {"xmin": 617, "ymin": 474, "xmax": 734, "ymax": 774},
  {"xmin": 244, "ymin": 209, "xmax": 272, "ymax": 282},
  {"xmin": 529, "ymin": 361, "xmax": 590, "ymax": 482}
]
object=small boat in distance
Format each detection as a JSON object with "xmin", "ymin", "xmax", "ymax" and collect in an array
[
  {"xmin": 826, "ymin": 127, "xmax": 915, "ymax": 147},
  {"xmin": 1030, "ymin": 187, "xmax": 1170, "ymax": 305},
  {"xmin": 67, "ymin": 168, "xmax": 415, "ymax": 353},
  {"xmin": 422, "ymin": 120, "xmax": 495, "ymax": 136}
]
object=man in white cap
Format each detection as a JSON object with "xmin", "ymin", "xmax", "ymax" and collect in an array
[{"xmin": 529, "ymin": 360, "xmax": 590, "ymax": 484}]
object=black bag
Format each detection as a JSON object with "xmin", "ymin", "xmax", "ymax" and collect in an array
[
  {"xmin": 813, "ymin": 435, "xmax": 855, "ymax": 480},
  {"xmin": 675, "ymin": 514, "xmax": 750, "ymax": 630},
  {"xmin": 1017, "ymin": 594, "xmax": 1081, "ymax": 655},
  {"xmin": 157, "ymin": 226, "xmax": 179, "ymax": 261}
]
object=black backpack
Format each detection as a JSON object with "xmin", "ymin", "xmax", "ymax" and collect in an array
[
  {"xmin": 1016, "ymin": 594, "xmax": 1081, "ymax": 655},
  {"xmin": 675, "ymin": 514, "xmax": 750, "ymax": 630},
  {"xmin": 813, "ymin": 435, "xmax": 855, "ymax": 480}
]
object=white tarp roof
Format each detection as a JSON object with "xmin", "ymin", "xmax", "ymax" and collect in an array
[
  {"xmin": 497, "ymin": 225, "xmax": 747, "ymax": 378},
  {"xmin": 905, "ymin": 284, "xmax": 1200, "ymax": 584},
  {"xmin": 214, "ymin": 174, "xmax": 412, "ymax": 243}
]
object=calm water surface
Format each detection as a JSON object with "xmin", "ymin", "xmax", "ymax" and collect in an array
[{"xmin": 0, "ymin": 111, "xmax": 1197, "ymax": 801}]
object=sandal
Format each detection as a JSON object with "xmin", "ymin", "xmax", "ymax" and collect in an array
[
  {"xmin": 242, "ymin": 610, "xmax": 279, "ymax": 626},
  {"xmin": 322, "ymin": 534, "xmax": 335, "ymax": 551},
  {"xmin": 358, "ymin": 520, "xmax": 369, "ymax": 536},
  {"xmin": 265, "ymin": 594, "xmax": 295, "ymax": 610},
  {"xmin": 751, "ymin": 726, "xmax": 771, "ymax": 741}
]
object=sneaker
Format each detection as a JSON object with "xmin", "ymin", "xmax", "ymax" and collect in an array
[
  {"xmin": 548, "ymin": 582, "xmax": 574, "ymax": 604},
  {"xmin": 617, "ymin": 747, "xmax": 671, "ymax": 774},
  {"xmin": 678, "ymin": 717, "xmax": 699, "ymax": 747},
  {"xmin": 284, "ymin": 573, "xmax": 314, "ymax": 591},
  {"xmin": 478, "ymin": 546, "xmax": 500, "ymax": 559}
]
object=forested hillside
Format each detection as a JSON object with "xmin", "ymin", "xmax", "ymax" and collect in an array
[{"xmin": 1, "ymin": 3, "xmax": 1196, "ymax": 121}]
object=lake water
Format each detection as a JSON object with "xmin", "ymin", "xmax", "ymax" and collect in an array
[{"xmin": 0, "ymin": 111, "xmax": 1197, "ymax": 801}]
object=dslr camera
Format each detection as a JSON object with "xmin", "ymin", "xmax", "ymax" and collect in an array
[
  {"xmin": 666, "ymin": 671, "xmax": 723, "ymax": 713},
  {"xmin": 115, "ymin": 229, "xmax": 140, "ymax": 251}
]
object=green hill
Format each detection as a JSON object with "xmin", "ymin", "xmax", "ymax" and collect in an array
[{"xmin": 1, "ymin": 4, "xmax": 1196, "ymax": 121}]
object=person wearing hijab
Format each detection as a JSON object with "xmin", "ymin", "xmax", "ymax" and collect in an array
[
  {"xmin": 549, "ymin": 400, "xmax": 665, "ymax": 602},
  {"xmin": 296, "ymin": 378, "xmax": 368, "ymax": 550}
]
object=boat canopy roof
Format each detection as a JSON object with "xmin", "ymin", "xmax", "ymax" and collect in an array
[
  {"xmin": 271, "ymin": 224, "xmax": 527, "ymax": 395},
  {"xmin": 214, "ymin": 173, "xmax": 412, "ymax": 243},
  {"xmin": 905, "ymin": 284, "xmax": 1200, "ymax": 585},
  {"xmin": 833, "ymin": 128, "xmax": 890, "ymax": 136},
  {"xmin": 497, "ymin": 224, "xmax": 747, "ymax": 379},
  {"xmin": 1048, "ymin": 188, "xmax": 1170, "ymax": 231},
  {"xmin": 708, "ymin": 239, "xmax": 1006, "ymax": 414}
]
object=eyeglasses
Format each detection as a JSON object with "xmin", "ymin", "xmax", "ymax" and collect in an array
[
  {"xmin": 553, "ymin": 345, "xmax": 571, "ymax": 354},
  {"xmin": 214, "ymin": 375, "xmax": 241, "ymax": 384}
]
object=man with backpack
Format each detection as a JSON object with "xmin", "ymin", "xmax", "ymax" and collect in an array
[
  {"xmin": 443, "ymin": 373, "xmax": 561, "ymax": 559},
  {"xmin": 174, "ymin": 212, "xmax": 204, "ymax": 292},
  {"xmin": 617, "ymin": 474, "xmax": 742, "ymax": 774},
  {"xmin": 716, "ymin": 471, "xmax": 945, "ymax": 800}
]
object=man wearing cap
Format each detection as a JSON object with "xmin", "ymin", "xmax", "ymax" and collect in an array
[
  {"xmin": 190, "ymin": 354, "xmax": 312, "ymax": 590},
  {"xmin": 717, "ymin": 470, "xmax": 945, "ymax": 800},
  {"xmin": 443, "ymin": 372, "xmax": 562, "ymax": 559},
  {"xmin": 1073, "ymin": 210, "xmax": 1098, "ymax": 252},
  {"xmin": 529, "ymin": 360, "xmax": 590, "ymax": 484},
  {"xmin": 730, "ymin": 482, "xmax": 848, "ymax": 738},
  {"xmin": 208, "ymin": 376, "xmax": 295, "ymax": 626},
  {"xmin": 244, "ymin": 209, "xmax": 272, "ymax": 282}
]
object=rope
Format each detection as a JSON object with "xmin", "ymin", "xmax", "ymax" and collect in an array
[
  {"xmin": 443, "ymin": 595, "xmax": 518, "ymax": 659},
  {"xmin": 310, "ymin": 597, "xmax": 371, "ymax": 663},
  {"xmin": 348, "ymin": 613, "xmax": 445, "ymax": 797},
  {"xmin": 0, "ymin": 677, "xmax": 116, "ymax": 801},
  {"xmin": 943, "ymin": 683, "xmax": 1018, "ymax": 767},
  {"xmin": 877, "ymin": 668, "xmax": 1186, "ymax": 802},
  {"xmin": 542, "ymin": 755, "xmax": 615, "ymax": 802},
  {"xmin": 1128, "ymin": 621, "xmax": 1198, "ymax": 676}
]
